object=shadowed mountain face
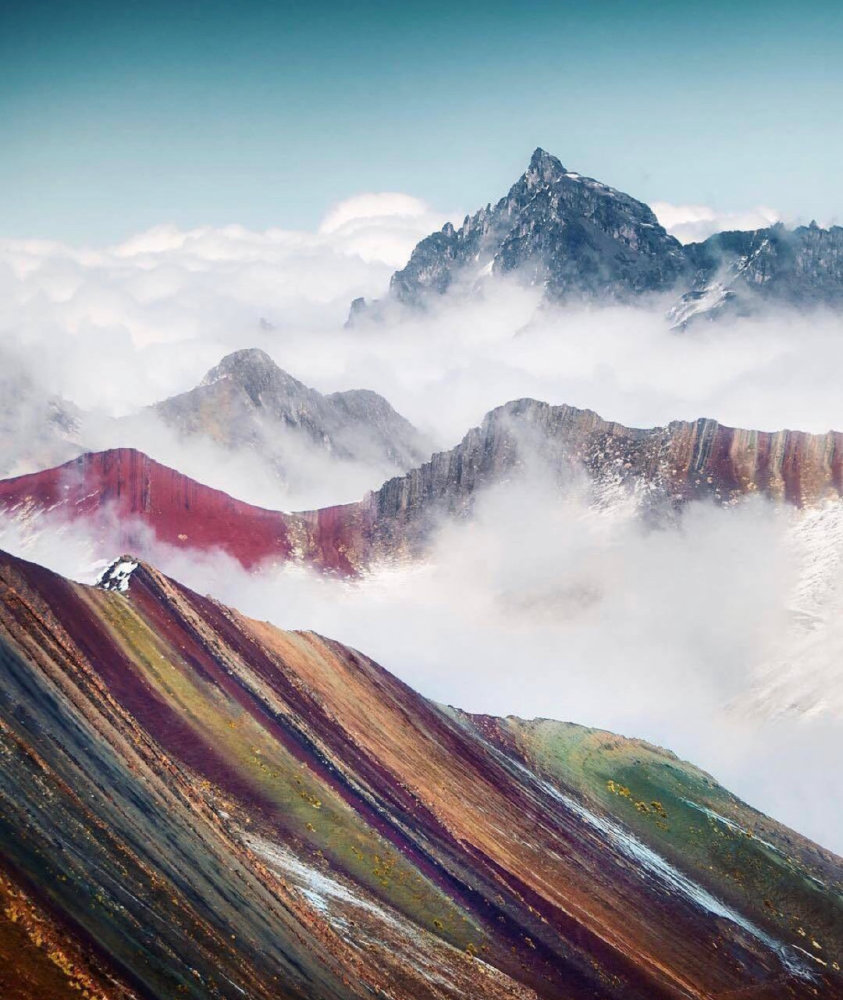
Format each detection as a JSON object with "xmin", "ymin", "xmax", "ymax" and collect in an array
[
  {"xmin": 0, "ymin": 548, "xmax": 840, "ymax": 999},
  {"xmin": 3, "ymin": 401, "xmax": 843, "ymax": 575},
  {"xmin": 670, "ymin": 223, "xmax": 843, "ymax": 325},
  {"xmin": 388, "ymin": 148, "xmax": 688, "ymax": 307},
  {"xmin": 352, "ymin": 149, "xmax": 843, "ymax": 322},
  {"xmin": 151, "ymin": 347, "xmax": 432, "ymax": 476}
]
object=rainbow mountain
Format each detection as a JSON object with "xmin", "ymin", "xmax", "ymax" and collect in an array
[{"xmin": 0, "ymin": 547, "xmax": 840, "ymax": 999}]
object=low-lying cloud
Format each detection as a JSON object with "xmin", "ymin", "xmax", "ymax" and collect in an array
[
  {"xmin": 2, "ymin": 192, "xmax": 843, "ymax": 854},
  {"xmin": 652, "ymin": 201, "xmax": 781, "ymax": 244},
  {"xmin": 2, "ymin": 472, "xmax": 841, "ymax": 853}
]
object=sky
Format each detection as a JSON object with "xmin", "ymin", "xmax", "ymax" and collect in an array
[{"xmin": 1, "ymin": 0, "xmax": 842, "ymax": 243}]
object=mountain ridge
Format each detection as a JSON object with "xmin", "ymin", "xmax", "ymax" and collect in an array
[
  {"xmin": 4, "ymin": 400, "xmax": 843, "ymax": 575},
  {"xmin": 0, "ymin": 545, "xmax": 839, "ymax": 998},
  {"xmin": 152, "ymin": 346, "xmax": 432, "ymax": 475},
  {"xmin": 350, "ymin": 149, "xmax": 843, "ymax": 324}
]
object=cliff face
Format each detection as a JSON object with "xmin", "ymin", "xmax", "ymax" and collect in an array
[
  {"xmin": 0, "ymin": 548, "xmax": 839, "ymax": 1000},
  {"xmin": 3, "ymin": 401, "xmax": 843, "ymax": 575},
  {"xmin": 360, "ymin": 400, "xmax": 843, "ymax": 560}
]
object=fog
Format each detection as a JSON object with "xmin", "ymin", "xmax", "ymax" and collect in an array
[
  {"xmin": 2, "ymin": 194, "xmax": 843, "ymax": 853},
  {"xmin": 2, "ymin": 458, "xmax": 842, "ymax": 852}
]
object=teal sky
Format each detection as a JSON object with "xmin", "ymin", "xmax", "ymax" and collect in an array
[{"xmin": 1, "ymin": 0, "xmax": 841, "ymax": 243}]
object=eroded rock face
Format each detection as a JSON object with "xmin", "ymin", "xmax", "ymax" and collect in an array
[
  {"xmin": 358, "ymin": 399, "xmax": 843, "ymax": 561},
  {"xmin": 0, "ymin": 547, "xmax": 839, "ymax": 999},
  {"xmin": 3, "ymin": 402, "xmax": 843, "ymax": 575}
]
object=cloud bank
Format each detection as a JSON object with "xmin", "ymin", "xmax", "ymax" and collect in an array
[
  {"xmin": 652, "ymin": 201, "xmax": 781, "ymax": 243},
  {"xmin": 3, "ymin": 193, "xmax": 843, "ymax": 853}
]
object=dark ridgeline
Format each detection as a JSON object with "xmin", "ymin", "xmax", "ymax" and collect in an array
[{"xmin": 349, "ymin": 148, "xmax": 843, "ymax": 326}]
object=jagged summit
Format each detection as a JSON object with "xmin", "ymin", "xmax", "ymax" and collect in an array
[
  {"xmin": 351, "ymin": 149, "xmax": 843, "ymax": 323},
  {"xmin": 527, "ymin": 146, "xmax": 567, "ymax": 179},
  {"xmin": 383, "ymin": 147, "xmax": 686, "ymax": 308}
]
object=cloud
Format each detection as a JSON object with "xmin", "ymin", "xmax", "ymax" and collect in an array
[
  {"xmin": 318, "ymin": 192, "xmax": 455, "ymax": 267},
  {"xmin": 3, "ymin": 467, "xmax": 841, "ymax": 853},
  {"xmin": 3, "ymin": 202, "xmax": 843, "ymax": 853},
  {"xmin": 652, "ymin": 201, "xmax": 780, "ymax": 243}
]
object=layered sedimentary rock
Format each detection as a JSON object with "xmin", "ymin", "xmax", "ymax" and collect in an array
[
  {"xmin": 0, "ymin": 547, "xmax": 840, "ymax": 999},
  {"xmin": 360, "ymin": 399, "xmax": 843, "ymax": 559},
  {"xmin": 3, "ymin": 402, "xmax": 843, "ymax": 575},
  {"xmin": 0, "ymin": 447, "xmax": 370, "ymax": 574}
]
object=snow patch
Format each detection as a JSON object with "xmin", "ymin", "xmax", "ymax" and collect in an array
[{"xmin": 96, "ymin": 557, "xmax": 140, "ymax": 593}]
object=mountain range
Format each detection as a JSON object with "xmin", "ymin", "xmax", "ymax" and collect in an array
[
  {"xmin": 0, "ymin": 349, "xmax": 432, "ymax": 509},
  {"xmin": 349, "ymin": 149, "xmax": 843, "ymax": 325},
  {"xmin": 150, "ymin": 348, "xmax": 431, "ymax": 482},
  {"xmin": 4, "ymin": 400, "xmax": 842, "ymax": 578},
  {"xmin": 0, "ymin": 546, "xmax": 839, "ymax": 1000}
]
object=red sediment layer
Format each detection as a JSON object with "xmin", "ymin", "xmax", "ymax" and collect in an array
[{"xmin": 0, "ymin": 448, "xmax": 368, "ymax": 573}]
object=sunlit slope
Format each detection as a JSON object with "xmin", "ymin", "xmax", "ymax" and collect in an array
[{"xmin": 0, "ymin": 549, "xmax": 840, "ymax": 999}]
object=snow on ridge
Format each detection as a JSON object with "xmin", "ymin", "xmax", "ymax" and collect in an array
[{"xmin": 96, "ymin": 557, "xmax": 140, "ymax": 593}]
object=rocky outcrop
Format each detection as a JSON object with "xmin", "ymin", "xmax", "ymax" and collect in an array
[
  {"xmin": 353, "ymin": 149, "xmax": 843, "ymax": 322},
  {"xmin": 153, "ymin": 347, "xmax": 431, "ymax": 474},
  {"xmin": 670, "ymin": 222, "xmax": 843, "ymax": 325},
  {"xmin": 0, "ymin": 547, "xmax": 839, "ymax": 999},
  {"xmin": 387, "ymin": 148, "xmax": 688, "ymax": 307}
]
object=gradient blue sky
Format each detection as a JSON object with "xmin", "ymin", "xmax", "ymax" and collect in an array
[{"xmin": 2, "ymin": 0, "xmax": 841, "ymax": 243}]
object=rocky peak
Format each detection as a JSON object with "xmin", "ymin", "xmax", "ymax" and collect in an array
[
  {"xmin": 353, "ymin": 150, "xmax": 843, "ymax": 324},
  {"xmin": 200, "ymin": 348, "xmax": 304, "ymax": 406},
  {"xmin": 383, "ymin": 147, "xmax": 687, "ymax": 309},
  {"xmin": 526, "ymin": 146, "xmax": 567, "ymax": 186}
]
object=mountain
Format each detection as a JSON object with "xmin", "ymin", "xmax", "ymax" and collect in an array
[
  {"xmin": 670, "ymin": 222, "xmax": 843, "ymax": 325},
  {"xmin": 0, "ymin": 447, "xmax": 367, "ymax": 575},
  {"xmin": 350, "ymin": 149, "xmax": 843, "ymax": 323},
  {"xmin": 0, "ymin": 546, "xmax": 839, "ymax": 999},
  {"xmin": 4, "ymin": 401, "xmax": 843, "ymax": 576},
  {"xmin": 151, "ymin": 347, "xmax": 431, "ymax": 478},
  {"xmin": 331, "ymin": 398, "xmax": 843, "ymax": 565},
  {"xmin": 380, "ymin": 148, "xmax": 687, "ymax": 310}
]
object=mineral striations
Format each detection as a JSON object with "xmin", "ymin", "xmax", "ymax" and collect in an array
[
  {"xmin": 3, "ymin": 401, "xmax": 843, "ymax": 574},
  {"xmin": 0, "ymin": 547, "xmax": 840, "ymax": 999}
]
